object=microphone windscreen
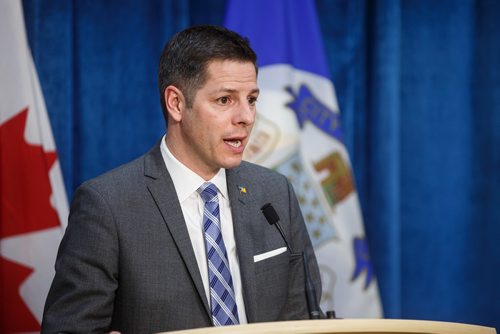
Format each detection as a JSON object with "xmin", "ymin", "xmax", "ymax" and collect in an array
[{"xmin": 261, "ymin": 203, "xmax": 280, "ymax": 225}]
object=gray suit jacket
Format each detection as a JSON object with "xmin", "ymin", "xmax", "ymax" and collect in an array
[{"xmin": 42, "ymin": 142, "xmax": 321, "ymax": 333}]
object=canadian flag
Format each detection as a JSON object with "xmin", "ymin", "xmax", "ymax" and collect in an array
[{"xmin": 0, "ymin": 1, "xmax": 69, "ymax": 332}]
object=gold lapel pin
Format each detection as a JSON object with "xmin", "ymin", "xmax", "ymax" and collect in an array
[{"xmin": 238, "ymin": 186, "xmax": 247, "ymax": 194}]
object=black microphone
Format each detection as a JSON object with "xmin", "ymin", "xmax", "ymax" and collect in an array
[
  {"xmin": 261, "ymin": 203, "xmax": 293, "ymax": 252},
  {"xmin": 260, "ymin": 203, "xmax": 323, "ymax": 320}
]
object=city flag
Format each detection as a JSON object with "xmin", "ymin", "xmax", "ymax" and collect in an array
[
  {"xmin": 0, "ymin": 1, "xmax": 69, "ymax": 332},
  {"xmin": 225, "ymin": 0, "xmax": 382, "ymax": 317}
]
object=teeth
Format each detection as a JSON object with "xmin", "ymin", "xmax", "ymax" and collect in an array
[{"xmin": 226, "ymin": 140, "xmax": 242, "ymax": 148}]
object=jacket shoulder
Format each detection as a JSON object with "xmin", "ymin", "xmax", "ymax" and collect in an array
[
  {"xmin": 236, "ymin": 160, "xmax": 290, "ymax": 190},
  {"xmin": 238, "ymin": 160, "xmax": 285, "ymax": 179},
  {"xmin": 76, "ymin": 143, "xmax": 162, "ymax": 197}
]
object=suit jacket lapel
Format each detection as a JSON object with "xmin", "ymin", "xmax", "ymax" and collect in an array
[
  {"xmin": 143, "ymin": 143, "xmax": 211, "ymax": 317},
  {"xmin": 226, "ymin": 167, "xmax": 258, "ymax": 323}
]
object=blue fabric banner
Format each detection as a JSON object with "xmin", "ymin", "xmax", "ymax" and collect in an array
[{"xmin": 225, "ymin": 0, "xmax": 329, "ymax": 78}]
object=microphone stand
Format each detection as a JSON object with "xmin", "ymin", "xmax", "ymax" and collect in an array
[{"xmin": 261, "ymin": 203, "xmax": 339, "ymax": 320}]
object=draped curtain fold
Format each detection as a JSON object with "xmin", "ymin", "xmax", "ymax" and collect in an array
[{"xmin": 22, "ymin": 0, "xmax": 500, "ymax": 330}]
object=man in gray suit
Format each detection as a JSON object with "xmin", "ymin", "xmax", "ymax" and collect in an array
[{"xmin": 42, "ymin": 25, "xmax": 321, "ymax": 333}]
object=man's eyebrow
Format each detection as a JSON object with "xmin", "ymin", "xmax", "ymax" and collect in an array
[{"xmin": 213, "ymin": 87, "xmax": 260, "ymax": 94}]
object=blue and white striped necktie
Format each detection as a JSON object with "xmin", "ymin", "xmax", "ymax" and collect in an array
[{"xmin": 198, "ymin": 182, "xmax": 239, "ymax": 326}]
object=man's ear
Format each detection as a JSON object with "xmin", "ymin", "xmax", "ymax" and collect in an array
[{"xmin": 164, "ymin": 85, "xmax": 185, "ymax": 123}]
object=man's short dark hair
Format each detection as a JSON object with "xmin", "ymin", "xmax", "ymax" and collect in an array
[{"xmin": 158, "ymin": 25, "xmax": 258, "ymax": 125}]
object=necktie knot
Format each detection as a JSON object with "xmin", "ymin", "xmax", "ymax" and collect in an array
[{"xmin": 199, "ymin": 182, "xmax": 218, "ymax": 203}]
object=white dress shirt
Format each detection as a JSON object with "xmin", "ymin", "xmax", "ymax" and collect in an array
[{"xmin": 160, "ymin": 136, "xmax": 248, "ymax": 323}]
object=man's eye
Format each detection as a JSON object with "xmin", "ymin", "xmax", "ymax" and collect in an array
[
  {"xmin": 248, "ymin": 96, "xmax": 258, "ymax": 106},
  {"xmin": 218, "ymin": 96, "xmax": 230, "ymax": 104}
]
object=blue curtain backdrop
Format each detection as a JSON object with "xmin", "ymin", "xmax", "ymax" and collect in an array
[{"xmin": 22, "ymin": 0, "xmax": 500, "ymax": 330}]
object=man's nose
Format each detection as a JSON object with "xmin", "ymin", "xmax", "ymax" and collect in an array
[{"xmin": 235, "ymin": 102, "xmax": 255, "ymax": 126}]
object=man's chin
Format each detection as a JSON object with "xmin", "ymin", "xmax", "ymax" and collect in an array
[{"xmin": 221, "ymin": 156, "xmax": 244, "ymax": 170}]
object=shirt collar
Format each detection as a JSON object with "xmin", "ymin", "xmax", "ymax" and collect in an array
[{"xmin": 160, "ymin": 135, "xmax": 228, "ymax": 202}]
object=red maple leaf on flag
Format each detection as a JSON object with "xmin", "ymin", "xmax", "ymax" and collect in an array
[{"xmin": 1, "ymin": 108, "xmax": 60, "ymax": 332}]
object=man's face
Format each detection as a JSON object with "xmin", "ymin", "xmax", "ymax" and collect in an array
[{"xmin": 174, "ymin": 60, "xmax": 259, "ymax": 179}]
